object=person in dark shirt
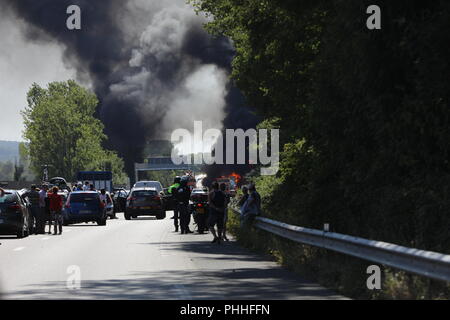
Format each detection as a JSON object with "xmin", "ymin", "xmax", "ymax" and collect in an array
[
  {"xmin": 208, "ymin": 182, "xmax": 226, "ymax": 244},
  {"xmin": 24, "ymin": 185, "xmax": 40, "ymax": 234},
  {"xmin": 220, "ymin": 183, "xmax": 231, "ymax": 241},
  {"xmin": 175, "ymin": 176, "xmax": 192, "ymax": 234}
]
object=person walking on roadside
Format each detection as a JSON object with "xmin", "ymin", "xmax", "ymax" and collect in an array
[
  {"xmin": 48, "ymin": 186, "xmax": 63, "ymax": 235},
  {"xmin": 38, "ymin": 184, "xmax": 49, "ymax": 234},
  {"xmin": 25, "ymin": 185, "xmax": 40, "ymax": 234},
  {"xmin": 219, "ymin": 183, "xmax": 230, "ymax": 242},
  {"xmin": 208, "ymin": 182, "xmax": 226, "ymax": 244}
]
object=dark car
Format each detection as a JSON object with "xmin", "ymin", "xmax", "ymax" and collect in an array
[
  {"xmin": 0, "ymin": 189, "xmax": 31, "ymax": 238},
  {"xmin": 112, "ymin": 188, "xmax": 128, "ymax": 213},
  {"xmin": 63, "ymin": 191, "xmax": 107, "ymax": 226},
  {"xmin": 125, "ymin": 187, "xmax": 166, "ymax": 220}
]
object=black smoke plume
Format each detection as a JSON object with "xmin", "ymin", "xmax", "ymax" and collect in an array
[{"xmin": 3, "ymin": 0, "xmax": 257, "ymax": 182}]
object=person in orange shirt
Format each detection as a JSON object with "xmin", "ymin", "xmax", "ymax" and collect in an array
[{"xmin": 48, "ymin": 186, "xmax": 63, "ymax": 235}]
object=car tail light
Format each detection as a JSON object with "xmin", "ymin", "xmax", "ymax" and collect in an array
[
  {"xmin": 153, "ymin": 196, "xmax": 161, "ymax": 201},
  {"xmin": 9, "ymin": 204, "xmax": 21, "ymax": 211},
  {"xmin": 197, "ymin": 203, "xmax": 203, "ymax": 207}
]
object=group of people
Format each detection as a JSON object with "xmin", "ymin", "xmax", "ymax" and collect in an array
[
  {"xmin": 72, "ymin": 181, "xmax": 96, "ymax": 192},
  {"xmin": 167, "ymin": 175, "xmax": 261, "ymax": 245},
  {"xmin": 237, "ymin": 184, "xmax": 262, "ymax": 226},
  {"xmin": 23, "ymin": 184, "xmax": 64, "ymax": 235},
  {"xmin": 22, "ymin": 181, "xmax": 110, "ymax": 235}
]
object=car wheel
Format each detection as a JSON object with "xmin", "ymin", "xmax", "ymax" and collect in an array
[
  {"xmin": 156, "ymin": 211, "xmax": 166, "ymax": 220},
  {"xmin": 17, "ymin": 226, "xmax": 25, "ymax": 239},
  {"xmin": 97, "ymin": 218, "xmax": 107, "ymax": 226},
  {"xmin": 124, "ymin": 213, "xmax": 131, "ymax": 220}
]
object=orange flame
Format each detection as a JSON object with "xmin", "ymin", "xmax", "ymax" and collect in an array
[{"xmin": 229, "ymin": 172, "xmax": 242, "ymax": 184}]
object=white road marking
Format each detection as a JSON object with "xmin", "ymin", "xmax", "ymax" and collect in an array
[{"xmin": 13, "ymin": 247, "xmax": 25, "ymax": 251}]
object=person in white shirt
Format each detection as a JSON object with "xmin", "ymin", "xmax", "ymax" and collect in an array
[{"xmin": 83, "ymin": 181, "xmax": 90, "ymax": 191}]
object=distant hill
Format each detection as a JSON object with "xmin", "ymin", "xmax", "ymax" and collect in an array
[{"xmin": 0, "ymin": 140, "xmax": 20, "ymax": 163}]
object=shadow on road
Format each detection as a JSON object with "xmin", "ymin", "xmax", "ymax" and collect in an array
[{"xmin": 2, "ymin": 267, "xmax": 345, "ymax": 300}]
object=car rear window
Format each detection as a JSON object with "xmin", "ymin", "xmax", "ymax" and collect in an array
[
  {"xmin": 133, "ymin": 190, "xmax": 157, "ymax": 197},
  {"xmin": 0, "ymin": 192, "xmax": 17, "ymax": 204},
  {"xmin": 135, "ymin": 182, "xmax": 161, "ymax": 190},
  {"xmin": 70, "ymin": 193, "xmax": 99, "ymax": 203}
]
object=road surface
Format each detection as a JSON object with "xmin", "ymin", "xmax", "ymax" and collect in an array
[{"xmin": 0, "ymin": 212, "xmax": 347, "ymax": 300}]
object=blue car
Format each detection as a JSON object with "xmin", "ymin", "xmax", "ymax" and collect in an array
[{"xmin": 63, "ymin": 191, "xmax": 107, "ymax": 226}]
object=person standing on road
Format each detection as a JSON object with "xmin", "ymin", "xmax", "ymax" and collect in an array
[
  {"xmin": 83, "ymin": 181, "xmax": 90, "ymax": 191},
  {"xmin": 208, "ymin": 182, "xmax": 226, "ymax": 244},
  {"xmin": 99, "ymin": 189, "xmax": 107, "ymax": 204},
  {"xmin": 220, "ymin": 183, "xmax": 230, "ymax": 242},
  {"xmin": 168, "ymin": 176, "xmax": 181, "ymax": 232},
  {"xmin": 38, "ymin": 184, "xmax": 49, "ymax": 234},
  {"xmin": 48, "ymin": 187, "xmax": 63, "ymax": 235},
  {"xmin": 24, "ymin": 185, "xmax": 40, "ymax": 234},
  {"xmin": 175, "ymin": 176, "xmax": 192, "ymax": 234}
]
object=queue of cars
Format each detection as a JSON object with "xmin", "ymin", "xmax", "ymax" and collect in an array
[
  {"xmin": 0, "ymin": 180, "xmax": 176, "ymax": 238},
  {"xmin": 0, "ymin": 179, "xmax": 216, "ymax": 239}
]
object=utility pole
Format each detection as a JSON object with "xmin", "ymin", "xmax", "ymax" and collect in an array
[{"xmin": 41, "ymin": 164, "xmax": 52, "ymax": 183}]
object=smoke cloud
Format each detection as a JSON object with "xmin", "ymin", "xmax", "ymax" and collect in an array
[{"xmin": 2, "ymin": 0, "xmax": 258, "ymax": 179}]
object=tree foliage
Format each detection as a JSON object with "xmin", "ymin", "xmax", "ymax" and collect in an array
[
  {"xmin": 192, "ymin": 0, "xmax": 450, "ymax": 298},
  {"xmin": 22, "ymin": 80, "xmax": 127, "ymax": 184}
]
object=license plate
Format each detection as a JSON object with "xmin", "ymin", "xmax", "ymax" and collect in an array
[
  {"xmin": 141, "ymin": 206, "xmax": 151, "ymax": 210},
  {"xmin": 197, "ymin": 208, "xmax": 205, "ymax": 214},
  {"xmin": 80, "ymin": 210, "xmax": 92, "ymax": 214}
]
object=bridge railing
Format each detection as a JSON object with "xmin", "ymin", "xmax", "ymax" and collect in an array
[{"xmin": 229, "ymin": 207, "xmax": 450, "ymax": 282}]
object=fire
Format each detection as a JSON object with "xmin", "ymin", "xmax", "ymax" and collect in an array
[{"xmin": 229, "ymin": 172, "xmax": 242, "ymax": 185}]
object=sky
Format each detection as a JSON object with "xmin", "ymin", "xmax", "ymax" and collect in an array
[
  {"xmin": 0, "ymin": 9, "xmax": 77, "ymax": 142},
  {"xmin": 0, "ymin": 0, "xmax": 253, "ymax": 161}
]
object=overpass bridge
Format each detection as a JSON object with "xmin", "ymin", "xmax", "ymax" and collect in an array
[{"xmin": 134, "ymin": 157, "xmax": 201, "ymax": 182}]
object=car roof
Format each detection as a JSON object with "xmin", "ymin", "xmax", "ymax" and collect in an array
[
  {"xmin": 131, "ymin": 187, "xmax": 157, "ymax": 191},
  {"xmin": 70, "ymin": 191, "xmax": 99, "ymax": 194},
  {"xmin": 1, "ymin": 189, "xmax": 16, "ymax": 194},
  {"xmin": 134, "ymin": 181, "xmax": 161, "ymax": 185}
]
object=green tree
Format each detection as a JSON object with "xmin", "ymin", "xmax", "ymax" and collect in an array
[
  {"xmin": 22, "ymin": 80, "xmax": 126, "ymax": 183},
  {"xmin": 193, "ymin": 0, "xmax": 450, "ymax": 298}
]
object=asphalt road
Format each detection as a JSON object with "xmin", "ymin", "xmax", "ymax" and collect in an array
[{"xmin": 0, "ymin": 212, "xmax": 347, "ymax": 300}]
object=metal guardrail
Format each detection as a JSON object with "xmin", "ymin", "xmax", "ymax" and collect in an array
[{"xmin": 230, "ymin": 207, "xmax": 450, "ymax": 282}]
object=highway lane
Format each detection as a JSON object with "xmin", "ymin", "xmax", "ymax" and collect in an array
[{"xmin": 0, "ymin": 212, "xmax": 347, "ymax": 300}]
